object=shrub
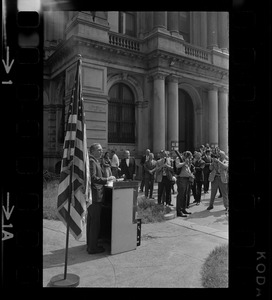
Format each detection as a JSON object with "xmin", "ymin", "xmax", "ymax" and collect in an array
[
  {"xmin": 43, "ymin": 181, "xmax": 172, "ymax": 224},
  {"xmin": 137, "ymin": 197, "xmax": 171, "ymax": 224},
  {"xmin": 43, "ymin": 179, "xmax": 60, "ymax": 220},
  {"xmin": 43, "ymin": 170, "xmax": 60, "ymax": 188},
  {"xmin": 201, "ymin": 243, "xmax": 228, "ymax": 288}
]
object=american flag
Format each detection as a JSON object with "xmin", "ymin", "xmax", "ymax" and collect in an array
[{"xmin": 57, "ymin": 57, "xmax": 91, "ymax": 240}]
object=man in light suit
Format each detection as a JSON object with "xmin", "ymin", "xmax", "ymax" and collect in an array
[
  {"xmin": 155, "ymin": 150, "xmax": 174, "ymax": 205},
  {"xmin": 206, "ymin": 150, "xmax": 229, "ymax": 212},
  {"xmin": 86, "ymin": 143, "xmax": 116, "ymax": 254},
  {"xmin": 119, "ymin": 149, "xmax": 136, "ymax": 180}
]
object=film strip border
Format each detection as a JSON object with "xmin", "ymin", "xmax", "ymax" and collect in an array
[
  {"xmin": 1, "ymin": 1, "xmax": 43, "ymax": 287},
  {"xmin": 1, "ymin": 0, "xmax": 271, "ymax": 293},
  {"xmin": 229, "ymin": 4, "xmax": 271, "ymax": 299}
]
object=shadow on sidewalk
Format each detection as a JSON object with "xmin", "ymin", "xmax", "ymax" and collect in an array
[
  {"xmin": 43, "ymin": 244, "xmax": 110, "ymax": 269},
  {"xmin": 187, "ymin": 208, "xmax": 227, "ymax": 219}
]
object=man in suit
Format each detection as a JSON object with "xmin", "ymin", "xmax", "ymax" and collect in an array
[
  {"xmin": 119, "ymin": 149, "xmax": 136, "ymax": 180},
  {"xmin": 140, "ymin": 149, "xmax": 151, "ymax": 192},
  {"xmin": 206, "ymin": 150, "xmax": 229, "ymax": 212},
  {"xmin": 86, "ymin": 143, "xmax": 116, "ymax": 254},
  {"xmin": 155, "ymin": 150, "xmax": 174, "ymax": 205}
]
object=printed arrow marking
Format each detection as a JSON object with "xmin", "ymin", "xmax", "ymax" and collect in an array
[
  {"xmin": 2, "ymin": 192, "xmax": 14, "ymax": 220},
  {"xmin": 2, "ymin": 80, "xmax": 12, "ymax": 84},
  {"xmin": 2, "ymin": 46, "xmax": 14, "ymax": 74}
]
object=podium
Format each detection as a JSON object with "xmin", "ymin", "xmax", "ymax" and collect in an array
[{"xmin": 100, "ymin": 180, "xmax": 139, "ymax": 255}]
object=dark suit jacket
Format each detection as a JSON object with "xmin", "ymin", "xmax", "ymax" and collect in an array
[
  {"xmin": 193, "ymin": 159, "xmax": 205, "ymax": 181},
  {"xmin": 119, "ymin": 157, "xmax": 136, "ymax": 180},
  {"xmin": 140, "ymin": 154, "xmax": 149, "ymax": 166},
  {"xmin": 89, "ymin": 155, "xmax": 107, "ymax": 203}
]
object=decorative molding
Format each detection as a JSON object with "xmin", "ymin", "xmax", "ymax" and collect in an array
[
  {"xmin": 218, "ymin": 86, "xmax": 229, "ymax": 93},
  {"xmin": 152, "ymin": 72, "xmax": 167, "ymax": 80},
  {"xmin": 208, "ymin": 83, "xmax": 221, "ymax": 91},
  {"xmin": 136, "ymin": 100, "xmax": 149, "ymax": 108},
  {"xmin": 166, "ymin": 75, "xmax": 179, "ymax": 83},
  {"xmin": 107, "ymin": 73, "xmax": 144, "ymax": 103}
]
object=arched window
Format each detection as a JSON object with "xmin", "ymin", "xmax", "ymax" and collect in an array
[{"xmin": 108, "ymin": 83, "xmax": 135, "ymax": 143}]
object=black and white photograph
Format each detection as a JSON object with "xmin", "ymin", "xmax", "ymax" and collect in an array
[
  {"xmin": 1, "ymin": 0, "xmax": 271, "ymax": 294},
  {"xmin": 42, "ymin": 10, "xmax": 229, "ymax": 288}
]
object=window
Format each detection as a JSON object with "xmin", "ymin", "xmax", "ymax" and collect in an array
[
  {"xmin": 124, "ymin": 12, "xmax": 136, "ymax": 37},
  {"xmin": 108, "ymin": 11, "xmax": 137, "ymax": 37},
  {"xmin": 119, "ymin": 12, "xmax": 136, "ymax": 37},
  {"xmin": 108, "ymin": 83, "xmax": 135, "ymax": 143},
  {"xmin": 179, "ymin": 12, "xmax": 190, "ymax": 42}
]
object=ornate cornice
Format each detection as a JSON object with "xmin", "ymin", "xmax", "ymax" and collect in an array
[
  {"xmin": 44, "ymin": 36, "xmax": 229, "ymax": 85},
  {"xmin": 147, "ymin": 49, "xmax": 229, "ymax": 79}
]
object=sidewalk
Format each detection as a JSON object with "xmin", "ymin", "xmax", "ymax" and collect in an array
[{"xmin": 43, "ymin": 184, "xmax": 228, "ymax": 288}]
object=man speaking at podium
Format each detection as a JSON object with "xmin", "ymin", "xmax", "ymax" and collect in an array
[{"xmin": 87, "ymin": 143, "xmax": 116, "ymax": 254}]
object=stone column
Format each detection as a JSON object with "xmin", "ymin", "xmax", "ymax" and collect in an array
[
  {"xmin": 208, "ymin": 85, "xmax": 219, "ymax": 146},
  {"xmin": 167, "ymin": 11, "xmax": 179, "ymax": 35},
  {"xmin": 145, "ymin": 11, "xmax": 153, "ymax": 34},
  {"xmin": 192, "ymin": 12, "xmax": 201, "ymax": 46},
  {"xmin": 136, "ymin": 100, "xmax": 149, "ymax": 153},
  {"xmin": 153, "ymin": 11, "xmax": 167, "ymax": 29},
  {"xmin": 153, "ymin": 73, "xmax": 166, "ymax": 153},
  {"xmin": 167, "ymin": 76, "xmax": 179, "ymax": 150},
  {"xmin": 200, "ymin": 12, "xmax": 207, "ymax": 48},
  {"xmin": 218, "ymin": 87, "xmax": 228, "ymax": 153},
  {"xmin": 207, "ymin": 12, "xmax": 218, "ymax": 49},
  {"xmin": 138, "ymin": 12, "xmax": 145, "ymax": 38},
  {"xmin": 217, "ymin": 12, "xmax": 229, "ymax": 52}
]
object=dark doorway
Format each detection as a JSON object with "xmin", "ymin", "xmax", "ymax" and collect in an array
[{"xmin": 178, "ymin": 89, "xmax": 194, "ymax": 153}]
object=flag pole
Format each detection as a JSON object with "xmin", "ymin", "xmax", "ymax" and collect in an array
[
  {"xmin": 63, "ymin": 161, "xmax": 73, "ymax": 280},
  {"xmin": 49, "ymin": 55, "xmax": 82, "ymax": 288},
  {"xmin": 49, "ymin": 164, "xmax": 79, "ymax": 287}
]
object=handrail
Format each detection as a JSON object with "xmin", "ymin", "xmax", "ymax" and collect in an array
[
  {"xmin": 109, "ymin": 32, "xmax": 140, "ymax": 51},
  {"xmin": 184, "ymin": 44, "xmax": 209, "ymax": 61}
]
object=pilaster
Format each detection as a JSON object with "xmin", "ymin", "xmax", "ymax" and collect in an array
[
  {"xmin": 167, "ymin": 11, "xmax": 179, "ymax": 36},
  {"xmin": 200, "ymin": 12, "xmax": 207, "ymax": 48},
  {"xmin": 152, "ymin": 72, "xmax": 166, "ymax": 153},
  {"xmin": 153, "ymin": 11, "xmax": 167, "ymax": 31},
  {"xmin": 217, "ymin": 12, "xmax": 229, "ymax": 52},
  {"xmin": 166, "ymin": 75, "xmax": 179, "ymax": 150},
  {"xmin": 208, "ymin": 84, "xmax": 219, "ymax": 145},
  {"xmin": 207, "ymin": 12, "xmax": 219, "ymax": 50},
  {"xmin": 218, "ymin": 87, "xmax": 229, "ymax": 153}
]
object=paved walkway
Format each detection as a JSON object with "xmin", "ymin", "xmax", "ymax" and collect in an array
[{"xmin": 43, "ymin": 183, "xmax": 228, "ymax": 288}]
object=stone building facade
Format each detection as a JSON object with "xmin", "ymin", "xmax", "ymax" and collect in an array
[{"xmin": 43, "ymin": 11, "xmax": 229, "ymax": 176}]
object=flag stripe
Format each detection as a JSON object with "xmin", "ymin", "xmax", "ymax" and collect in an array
[
  {"xmin": 64, "ymin": 139, "xmax": 75, "ymax": 149},
  {"xmin": 58, "ymin": 206, "xmax": 82, "ymax": 239},
  {"xmin": 74, "ymin": 147, "xmax": 84, "ymax": 162},
  {"xmin": 66, "ymin": 122, "xmax": 77, "ymax": 132},
  {"xmin": 57, "ymin": 58, "xmax": 91, "ymax": 240}
]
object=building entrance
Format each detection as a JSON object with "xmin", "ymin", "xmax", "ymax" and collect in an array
[{"xmin": 178, "ymin": 89, "xmax": 194, "ymax": 153}]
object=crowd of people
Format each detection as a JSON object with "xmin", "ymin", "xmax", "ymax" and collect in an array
[
  {"xmin": 86, "ymin": 142, "xmax": 229, "ymax": 254},
  {"xmin": 138, "ymin": 144, "xmax": 229, "ymax": 218}
]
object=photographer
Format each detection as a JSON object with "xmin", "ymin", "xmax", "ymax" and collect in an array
[
  {"xmin": 192, "ymin": 152, "xmax": 205, "ymax": 205},
  {"xmin": 203, "ymin": 148, "xmax": 212, "ymax": 193},
  {"xmin": 155, "ymin": 150, "xmax": 173, "ymax": 206},
  {"xmin": 206, "ymin": 150, "xmax": 229, "ymax": 212},
  {"xmin": 211, "ymin": 146, "xmax": 222, "ymax": 197},
  {"xmin": 175, "ymin": 151, "xmax": 194, "ymax": 217}
]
